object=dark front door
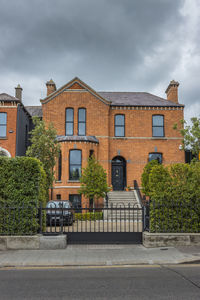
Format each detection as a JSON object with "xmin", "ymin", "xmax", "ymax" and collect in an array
[{"xmin": 112, "ymin": 164, "xmax": 124, "ymax": 191}]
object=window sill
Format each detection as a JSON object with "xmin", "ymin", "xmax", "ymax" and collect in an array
[
  {"xmin": 0, "ymin": 137, "xmax": 7, "ymax": 140},
  {"xmin": 68, "ymin": 180, "xmax": 80, "ymax": 183},
  {"xmin": 151, "ymin": 137, "xmax": 166, "ymax": 140},
  {"xmin": 55, "ymin": 181, "xmax": 62, "ymax": 183}
]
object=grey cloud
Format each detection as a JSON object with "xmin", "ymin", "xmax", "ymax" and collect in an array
[
  {"xmin": 1, "ymin": 0, "xmax": 199, "ymax": 122},
  {"xmin": 0, "ymin": 0, "xmax": 183, "ymax": 74}
]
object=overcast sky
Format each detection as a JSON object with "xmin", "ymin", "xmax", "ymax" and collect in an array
[{"xmin": 0, "ymin": 0, "xmax": 199, "ymax": 122}]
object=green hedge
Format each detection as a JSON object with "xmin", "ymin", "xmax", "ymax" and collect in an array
[
  {"xmin": 75, "ymin": 212, "xmax": 103, "ymax": 221},
  {"xmin": 142, "ymin": 162, "xmax": 200, "ymax": 233},
  {"xmin": 150, "ymin": 202, "xmax": 200, "ymax": 233},
  {"xmin": 0, "ymin": 157, "xmax": 48, "ymax": 235}
]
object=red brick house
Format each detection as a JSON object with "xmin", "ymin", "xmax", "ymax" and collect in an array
[
  {"xmin": 1, "ymin": 77, "xmax": 184, "ymax": 207},
  {"xmin": 38, "ymin": 77, "xmax": 184, "ymax": 206},
  {"xmin": 0, "ymin": 85, "xmax": 32, "ymax": 158}
]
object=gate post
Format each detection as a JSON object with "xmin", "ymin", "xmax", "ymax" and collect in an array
[
  {"xmin": 142, "ymin": 206, "xmax": 145, "ymax": 232},
  {"xmin": 38, "ymin": 202, "xmax": 42, "ymax": 234}
]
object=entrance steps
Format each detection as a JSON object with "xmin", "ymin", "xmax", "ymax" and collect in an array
[
  {"xmin": 107, "ymin": 191, "xmax": 140, "ymax": 206},
  {"xmin": 105, "ymin": 191, "xmax": 142, "ymax": 220}
]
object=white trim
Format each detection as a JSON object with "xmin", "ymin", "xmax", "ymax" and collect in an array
[
  {"xmin": 0, "ymin": 105, "xmax": 18, "ymax": 108},
  {"xmin": 95, "ymin": 136, "xmax": 183, "ymax": 140},
  {"xmin": 0, "ymin": 147, "xmax": 11, "ymax": 157},
  {"xmin": 52, "ymin": 186, "xmax": 81, "ymax": 189}
]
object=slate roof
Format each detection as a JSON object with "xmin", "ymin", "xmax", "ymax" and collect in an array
[
  {"xmin": 0, "ymin": 93, "xmax": 20, "ymax": 102},
  {"xmin": 25, "ymin": 92, "xmax": 183, "ymax": 119},
  {"xmin": 99, "ymin": 92, "xmax": 184, "ymax": 107},
  {"xmin": 26, "ymin": 106, "xmax": 43, "ymax": 118},
  {"xmin": 56, "ymin": 135, "xmax": 99, "ymax": 143}
]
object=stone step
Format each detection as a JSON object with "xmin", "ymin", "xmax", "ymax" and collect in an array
[
  {"xmin": 107, "ymin": 191, "xmax": 141, "ymax": 211},
  {"xmin": 108, "ymin": 192, "xmax": 135, "ymax": 196},
  {"xmin": 108, "ymin": 197, "xmax": 137, "ymax": 201},
  {"xmin": 108, "ymin": 195, "xmax": 135, "ymax": 199},
  {"xmin": 105, "ymin": 215, "xmax": 142, "ymax": 221},
  {"xmin": 108, "ymin": 202, "xmax": 138, "ymax": 205},
  {"xmin": 108, "ymin": 197, "xmax": 137, "ymax": 200}
]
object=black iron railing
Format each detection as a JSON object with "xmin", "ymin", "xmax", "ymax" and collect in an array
[{"xmin": 0, "ymin": 203, "xmax": 144, "ymax": 235}]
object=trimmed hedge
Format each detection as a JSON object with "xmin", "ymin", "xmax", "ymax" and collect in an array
[
  {"xmin": 142, "ymin": 161, "xmax": 200, "ymax": 233},
  {"xmin": 150, "ymin": 201, "xmax": 200, "ymax": 233},
  {"xmin": 75, "ymin": 212, "xmax": 103, "ymax": 221},
  {"xmin": 0, "ymin": 157, "xmax": 48, "ymax": 235}
]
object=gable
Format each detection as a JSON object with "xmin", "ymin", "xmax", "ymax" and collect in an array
[
  {"xmin": 67, "ymin": 82, "xmax": 84, "ymax": 90},
  {"xmin": 41, "ymin": 77, "xmax": 111, "ymax": 106}
]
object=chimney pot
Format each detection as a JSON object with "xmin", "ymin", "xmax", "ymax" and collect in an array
[
  {"xmin": 15, "ymin": 84, "xmax": 23, "ymax": 101},
  {"xmin": 46, "ymin": 79, "xmax": 56, "ymax": 96},
  {"xmin": 165, "ymin": 80, "xmax": 179, "ymax": 103}
]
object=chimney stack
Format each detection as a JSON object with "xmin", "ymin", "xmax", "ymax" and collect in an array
[
  {"xmin": 15, "ymin": 84, "xmax": 23, "ymax": 101},
  {"xmin": 165, "ymin": 80, "xmax": 179, "ymax": 104},
  {"xmin": 46, "ymin": 79, "xmax": 56, "ymax": 96}
]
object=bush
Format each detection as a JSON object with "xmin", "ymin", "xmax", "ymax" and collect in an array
[
  {"xmin": 142, "ymin": 161, "xmax": 200, "ymax": 233},
  {"xmin": 75, "ymin": 212, "xmax": 103, "ymax": 221},
  {"xmin": 141, "ymin": 160, "xmax": 159, "ymax": 196},
  {"xmin": 0, "ymin": 157, "xmax": 48, "ymax": 235}
]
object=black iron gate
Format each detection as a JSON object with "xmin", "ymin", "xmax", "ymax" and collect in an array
[{"xmin": 41, "ymin": 204, "xmax": 146, "ymax": 244}]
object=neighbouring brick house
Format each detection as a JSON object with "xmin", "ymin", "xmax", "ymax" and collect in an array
[
  {"xmin": 0, "ymin": 85, "xmax": 32, "ymax": 158},
  {"xmin": 1, "ymin": 77, "xmax": 185, "ymax": 207}
]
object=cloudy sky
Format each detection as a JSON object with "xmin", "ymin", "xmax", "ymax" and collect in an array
[{"xmin": 0, "ymin": 0, "xmax": 200, "ymax": 122}]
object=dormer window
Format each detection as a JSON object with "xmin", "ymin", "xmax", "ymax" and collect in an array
[
  {"xmin": 65, "ymin": 108, "xmax": 74, "ymax": 136},
  {"xmin": 78, "ymin": 108, "xmax": 86, "ymax": 136}
]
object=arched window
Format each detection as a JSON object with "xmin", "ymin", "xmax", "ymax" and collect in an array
[
  {"xmin": 0, "ymin": 150, "xmax": 7, "ymax": 156},
  {"xmin": 115, "ymin": 114, "xmax": 125, "ymax": 137},
  {"xmin": 152, "ymin": 115, "xmax": 164, "ymax": 137},
  {"xmin": 78, "ymin": 108, "xmax": 86, "ymax": 136},
  {"xmin": 69, "ymin": 150, "xmax": 82, "ymax": 180},
  {"xmin": 65, "ymin": 108, "xmax": 74, "ymax": 136},
  {"xmin": 0, "ymin": 147, "xmax": 11, "ymax": 157}
]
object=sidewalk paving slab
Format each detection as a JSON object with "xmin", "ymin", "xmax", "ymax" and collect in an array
[{"xmin": 0, "ymin": 245, "xmax": 200, "ymax": 267}]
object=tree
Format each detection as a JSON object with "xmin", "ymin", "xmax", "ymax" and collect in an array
[
  {"xmin": 26, "ymin": 117, "xmax": 60, "ymax": 190},
  {"xmin": 79, "ymin": 156, "xmax": 109, "ymax": 207},
  {"xmin": 174, "ymin": 117, "xmax": 200, "ymax": 160}
]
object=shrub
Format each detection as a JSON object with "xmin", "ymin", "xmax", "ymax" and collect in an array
[
  {"xmin": 0, "ymin": 157, "xmax": 48, "ymax": 235},
  {"xmin": 75, "ymin": 212, "xmax": 103, "ymax": 221},
  {"xmin": 142, "ymin": 161, "xmax": 200, "ymax": 233},
  {"xmin": 141, "ymin": 160, "xmax": 159, "ymax": 196}
]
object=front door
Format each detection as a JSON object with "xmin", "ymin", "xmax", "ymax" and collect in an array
[{"xmin": 112, "ymin": 164, "xmax": 124, "ymax": 191}]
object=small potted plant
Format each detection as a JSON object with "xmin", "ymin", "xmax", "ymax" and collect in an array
[{"xmin": 125, "ymin": 186, "xmax": 131, "ymax": 191}]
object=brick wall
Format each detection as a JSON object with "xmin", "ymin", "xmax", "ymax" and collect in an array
[
  {"xmin": 0, "ymin": 104, "xmax": 18, "ymax": 157},
  {"xmin": 42, "ymin": 85, "xmax": 184, "ymax": 203}
]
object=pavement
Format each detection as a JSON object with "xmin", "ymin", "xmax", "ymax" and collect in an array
[{"xmin": 0, "ymin": 244, "xmax": 200, "ymax": 268}]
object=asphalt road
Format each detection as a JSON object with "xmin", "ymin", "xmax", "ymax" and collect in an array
[{"xmin": 0, "ymin": 265, "xmax": 200, "ymax": 299}]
